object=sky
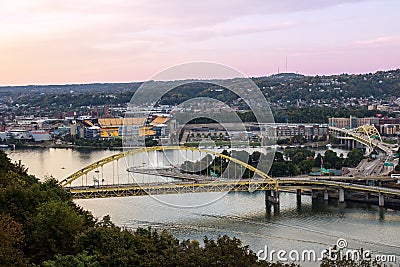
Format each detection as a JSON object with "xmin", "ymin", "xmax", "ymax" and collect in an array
[{"xmin": 0, "ymin": 0, "xmax": 399, "ymax": 85}]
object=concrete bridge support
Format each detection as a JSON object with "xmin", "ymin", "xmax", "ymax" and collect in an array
[
  {"xmin": 265, "ymin": 190, "xmax": 280, "ymax": 216},
  {"xmin": 296, "ymin": 189, "xmax": 302, "ymax": 212},
  {"xmin": 265, "ymin": 202, "xmax": 280, "ymax": 216},
  {"xmin": 265, "ymin": 190, "xmax": 280, "ymax": 204},
  {"xmin": 339, "ymin": 187, "xmax": 345, "ymax": 203},
  {"xmin": 296, "ymin": 189, "xmax": 301, "ymax": 198},
  {"xmin": 324, "ymin": 190, "xmax": 329, "ymax": 201},
  {"xmin": 379, "ymin": 192, "xmax": 385, "ymax": 207},
  {"xmin": 296, "ymin": 189, "xmax": 301, "ymax": 202},
  {"xmin": 311, "ymin": 189, "xmax": 318, "ymax": 199}
]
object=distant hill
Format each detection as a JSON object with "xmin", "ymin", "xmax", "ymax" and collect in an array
[
  {"xmin": 1, "ymin": 69, "xmax": 399, "ymax": 112},
  {"xmin": 268, "ymin": 72, "xmax": 305, "ymax": 80}
]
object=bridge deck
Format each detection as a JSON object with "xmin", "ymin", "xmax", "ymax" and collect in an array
[{"xmin": 67, "ymin": 178, "xmax": 400, "ymax": 199}]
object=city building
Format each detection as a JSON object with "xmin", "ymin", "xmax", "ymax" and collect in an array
[
  {"xmin": 329, "ymin": 116, "xmax": 374, "ymax": 129},
  {"xmin": 8, "ymin": 129, "xmax": 32, "ymax": 140},
  {"xmin": 378, "ymin": 124, "xmax": 400, "ymax": 136},
  {"xmin": 328, "ymin": 116, "xmax": 400, "ymax": 136},
  {"xmin": 0, "ymin": 132, "xmax": 6, "ymax": 142},
  {"xmin": 98, "ymin": 118, "xmax": 147, "ymax": 138},
  {"xmin": 83, "ymin": 126, "xmax": 100, "ymax": 139},
  {"xmin": 328, "ymin": 117, "xmax": 351, "ymax": 128},
  {"xmin": 31, "ymin": 130, "xmax": 51, "ymax": 142},
  {"xmin": 267, "ymin": 123, "xmax": 329, "ymax": 141}
]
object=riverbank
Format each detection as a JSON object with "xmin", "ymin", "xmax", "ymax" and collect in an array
[
  {"xmin": 5, "ymin": 142, "xmax": 125, "ymax": 150},
  {"xmin": 4, "ymin": 139, "xmax": 334, "ymax": 150}
]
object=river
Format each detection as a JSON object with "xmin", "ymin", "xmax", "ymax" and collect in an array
[{"xmin": 6, "ymin": 147, "xmax": 400, "ymax": 266}]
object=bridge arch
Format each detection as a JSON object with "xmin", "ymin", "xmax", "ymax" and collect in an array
[
  {"xmin": 355, "ymin": 125, "xmax": 382, "ymax": 144},
  {"xmin": 330, "ymin": 125, "xmax": 388, "ymax": 153},
  {"xmin": 59, "ymin": 146, "xmax": 276, "ymax": 187}
]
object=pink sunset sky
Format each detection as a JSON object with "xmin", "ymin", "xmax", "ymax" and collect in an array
[{"xmin": 1, "ymin": 0, "xmax": 399, "ymax": 85}]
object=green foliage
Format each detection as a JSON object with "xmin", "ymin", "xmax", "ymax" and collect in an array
[
  {"xmin": 0, "ymin": 213, "xmax": 28, "ymax": 266},
  {"xmin": 42, "ymin": 251, "xmax": 100, "ymax": 267},
  {"xmin": 395, "ymin": 164, "xmax": 400, "ymax": 172},
  {"xmin": 25, "ymin": 200, "xmax": 88, "ymax": 263},
  {"xmin": 145, "ymin": 137, "xmax": 159, "ymax": 147},
  {"xmin": 202, "ymin": 235, "xmax": 258, "ymax": 266},
  {"xmin": 272, "ymin": 106, "xmax": 390, "ymax": 124},
  {"xmin": 298, "ymin": 160, "xmax": 312, "ymax": 174},
  {"xmin": 74, "ymin": 223, "xmax": 142, "ymax": 266},
  {"xmin": 74, "ymin": 138, "xmax": 122, "ymax": 148},
  {"xmin": 324, "ymin": 150, "xmax": 341, "ymax": 169},
  {"xmin": 284, "ymin": 149, "xmax": 315, "ymax": 165},
  {"xmin": 320, "ymin": 247, "xmax": 383, "ymax": 267},
  {"xmin": 345, "ymin": 149, "xmax": 364, "ymax": 167},
  {"xmin": 270, "ymin": 148, "xmax": 364, "ymax": 177}
]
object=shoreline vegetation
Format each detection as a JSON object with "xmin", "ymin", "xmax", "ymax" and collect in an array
[
  {"xmin": 0, "ymin": 150, "xmax": 384, "ymax": 266},
  {"xmin": 4, "ymin": 138, "xmax": 331, "ymax": 150}
]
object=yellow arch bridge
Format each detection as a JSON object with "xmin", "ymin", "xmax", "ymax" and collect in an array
[
  {"xmin": 61, "ymin": 146, "xmax": 400, "ymax": 207},
  {"xmin": 329, "ymin": 125, "xmax": 392, "ymax": 155}
]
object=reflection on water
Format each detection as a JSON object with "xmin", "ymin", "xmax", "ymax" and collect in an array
[
  {"xmin": 7, "ymin": 148, "xmax": 121, "ymax": 180},
  {"xmin": 7, "ymin": 148, "xmax": 400, "ymax": 265}
]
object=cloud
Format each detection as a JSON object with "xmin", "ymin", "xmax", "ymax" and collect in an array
[{"xmin": 352, "ymin": 36, "xmax": 400, "ymax": 46}]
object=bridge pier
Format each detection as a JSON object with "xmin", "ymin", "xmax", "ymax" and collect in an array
[
  {"xmin": 339, "ymin": 187, "xmax": 345, "ymax": 203},
  {"xmin": 296, "ymin": 189, "xmax": 301, "ymax": 200},
  {"xmin": 379, "ymin": 207, "xmax": 385, "ymax": 221},
  {"xmin": 265, "ymin": 202, "xmax": 280, "ymax": 216},
  {"xmin": 296, "ymin": 189, "xmax": 302, "ymax": 212},
  {"xmin": 265, "ymin": 190, "xmax": 280, "ymax": 204},
  {"xmin": 324, "ymin": 190, "xmax": 329, "ymax": 201},
  {"xmin": 379, "ymin": 192, "xmax": 385, "ymax": 207},
  {"xmin": 265, "ymin": 190, "xmax": 280, "ymax": 216},
  {"xmin": 312, "ymin": 189, "xmax": 318, "ymax": 199}
]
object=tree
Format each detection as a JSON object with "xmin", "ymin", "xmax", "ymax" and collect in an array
[
  {"xmin": 335, "ymin": 161, "xmax": 343, "ymax": 170},
  {"xmin": 323, "ymin": 162, "xmax": 332, "ymax": 169},
  {"xmin": 320, "ymin": 246, "xmax": 383, "ymax": 267},
  {"xmin": 269, "ymin": 162, "xmax": 288, "ymax": 177},
  {"xmin": 274, "ymin": 152, "xmax": 285, "ymax": 162},
  {"xmin": 42, "ymin": 252, "xmax": 100, "ymax": 267},
  {"xmin": 287, "ymin": 162, "xmax": 300, "ymax": 176},
  {"xmin": 145, "ymin": 137, "xmax": 158, "ymax": 147},
  {"xmin": 395, "ymin": 164, "xmax": 400, "ymax": 172},
  {"xmin": 298, "ymin": 160, "xmax": 312, "ymax": 174},
  {"xmin": 345, "ymin": 149, "xmax": 364, "ymax": 167},
  {"xmin": 26, "ymin": 200, "xmax": 87, "ymax": 263},
  {"xmin": 284, "ymin": 148, "xmax": 314, "ymax": 162},
  {"xmin": 74, "ymin": 220, "xmax": 141, "ymax": 267},
  {"xmin": 0, "ymin": 214, "xmax": 28, "ymax": 266},
  {"xmin": 202, "ymin": 235, "xmax": 259, "ymax": 267},
  {"xmin": 324, "ymin": 150, "xmax": 342, "ymax": 169}
]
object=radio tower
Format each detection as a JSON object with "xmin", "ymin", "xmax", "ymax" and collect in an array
[{"xmin": 286, "ymin": 56, "xmax": 288, "ymax": 73}]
